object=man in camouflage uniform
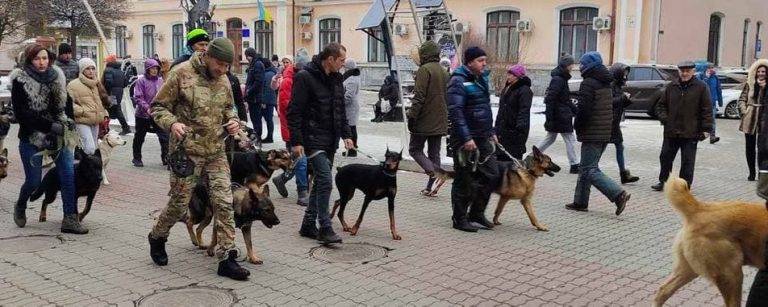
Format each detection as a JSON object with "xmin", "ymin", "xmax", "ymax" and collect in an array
[{"xmin": 147, "ymin": 38, "xmax": 250, "ymax": 281}]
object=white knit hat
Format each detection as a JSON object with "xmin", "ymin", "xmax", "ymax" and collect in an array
[{"xmin": 78, "ymin": 58, "xmax": 97, "ymax": 73}]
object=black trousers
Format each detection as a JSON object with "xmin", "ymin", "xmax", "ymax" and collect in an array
[
  {"xmin": 451, "ymin": 138, "xmax": 499, "ymax": 222},
  {"xmin": 108, "ymin": 91, "xmax": 130, "ymax": 131},
  {"xmin": 746, "ymin": 133, "xmax": 760, "ymax": 178},
  {"xmin": 132, "ymin": 117, "xmax": 169, "ymax": 162},
  {"xmin": 747, "ymin": 240, "xmax": 768, "ymax": 306},
  {"xmin": 658, "ymin": 137, "xmax": 698, "ymax": 186},
  {"xmin": 350, "ymin": 126, "xmax": 358, "ymax": 148}
]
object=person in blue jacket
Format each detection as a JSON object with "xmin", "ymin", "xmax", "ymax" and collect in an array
[
  {"xmin": 446, "ymin": 46, "xmax": 499, "ymax": 233},
  {"xmin": 697, "ymin": 61, "xmax": 722, "ymax": 144}
]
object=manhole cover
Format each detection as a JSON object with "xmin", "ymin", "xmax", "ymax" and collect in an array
[
  {"xmin": 310, "ymin": 243, "xmax": 389, "ymax": 264},
  {"xmin": 136, "ymin": 286, "xmax": 236, "ymax": 307},
  {"xmin": 0, "ymin": 235, "xmax": 62, "ymax": 254}
]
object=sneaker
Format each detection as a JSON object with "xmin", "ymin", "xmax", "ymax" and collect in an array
[
  {"xmin": 60, "ymin": 214, "xmax": 89, "ymax": 234},
  {"xmin": 13, "ymin": 202, "xmax": 26, "ymax": 228},
  {"xmin": 298, "ymin": 222, "xmax": 318, "ymax": 239},
  {"xmin": 132, "ymin": 159, "xmax": 144, "ymax": 167},
  {"xmin": 651, "ymin": 182, "xmax": 664, "ymax": 191},
  {"xmin": 565, "ymin": 203, "xmax": 588, "ymax": 212},
  {"xmin": 452, "ymin": 217, "xmax": 479, "ymax": 232},
  {"xmin": 569, "ymin": 164, "xmax": 580, "ymax": 174},
  {"xmin": 317, "ymin": 227, "xmax": 342, "ymax": 244},
  {"xmin": 217, "ymin": 250, "xmax": 250, "ymax": 281},
  {"xmin": 148, "ymin": 233, "xmax": 168, "ymax": 266},
  {"xmin": 272, "ymin": 175, "xmax": 289, "ymax": 198},
  {"xmin": 710, "ymin": 136, "xmax": 720, "ymax": 144},
  {"xmin": 620, "ymin": 170, "xmax": 639, "ymax": 184},
  {"xmin": 614, "ymin": 192, "xmax": 630, "ymax": 216},
  {"xmin": 119, "ymin": 128, "xmax": 132, "ymax": 136},
  {"xmin": 468, "ymin": 215, "xmax": 494, "ymax": 230},
  {"xmin": 261, "ymin": 137, "xmax": 274, "ymax": 144}
]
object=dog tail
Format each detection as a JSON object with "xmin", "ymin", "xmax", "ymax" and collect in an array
[{"xmin": 664, "ymin": 177, "xmax": 702, "ymax": 219}]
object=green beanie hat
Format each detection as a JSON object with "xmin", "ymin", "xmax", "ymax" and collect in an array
[
  {"xmin": 207, "ymin": 37, "xmax": 235, "ymax": 63},
  {"xmin": 186, "ymin": 28, "xmax": 210, "ymax": 47}
]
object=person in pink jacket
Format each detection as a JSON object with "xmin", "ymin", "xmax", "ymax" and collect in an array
[{"xmin": 131, "ymin": 59, "xmax": 169, "ymax": 167}]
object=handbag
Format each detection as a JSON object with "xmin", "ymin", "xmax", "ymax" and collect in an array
[{"xmin": 168, "ymin": 135, "xmax": 195, "ymax": 178}]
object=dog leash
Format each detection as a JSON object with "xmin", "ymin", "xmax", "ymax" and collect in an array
[
  {"xmin": 346, "ymin": 148, "xmax": 382, "ymax": 164},
  {"xmin": 495, "ymin": 143, "xmax": 526, "ymax": 170}
]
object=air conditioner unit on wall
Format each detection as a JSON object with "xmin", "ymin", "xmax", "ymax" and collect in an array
[
  {"xmin": 593, "ymin": 16, "xmax": 612, "ymax": 31},
  {"xmin": 452, "ymin": 21, "xmax": 469, "ymax": 34},
  {"xmin": 394, "ymin": 24, "xmax": 408, "ymax": 36},
  {"xmin": 299, "ymin": 15, "xmax": 311, "ymax": 25},
  {"xmin": 125, "ymin": 30, "xmax": 133, "ymax": 39},
  {"xmin": 152, "ymin": 32, "xmax": 164, "ymax": 41},
  {"xmin": 302, "ymin": 32, "xmax": 312, "ymax": 40},
  {"xmin": 516, "ymin": 20, "xmax": 533, "ymax": 33}
]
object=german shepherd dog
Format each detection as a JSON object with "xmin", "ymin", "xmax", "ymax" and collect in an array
[
  {"xmin": 181, "ymin": 177, "xmax": 280, "ymax": 264},
  {"xmin": 654, "ymin": 178, "xmax": 768, "ymax": 307},
  {"xmin": 331, "ymin": 149, "xmax": 403, "ymax": 240},
  {"xmin": 434, "ymin": 146, "xmax": 560, "ymax": 231},
  {"xmin": 228, "ymin": 149, "xmax": 293, "ymax": 186},
  {"xmin": 225, "ymin": 124, "xmax": 260, "ymax": 152},
  {"xmin": 32, "ymin": 148, "xmax": 104, "ymax": 222},
  {"xmin": 0, "ymin": 148, "xmax": 8, "ymax": 182}
]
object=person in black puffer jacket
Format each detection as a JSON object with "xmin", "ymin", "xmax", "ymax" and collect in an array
[
  {"xmin": 495, "ymin": 64, "xmax": 532, "ymax": 160},
  {"xmin": 608, "ymin": 63, "xmax": 639, "ymax": 184},
  {"xmin": 566, "ymin": 52, "xmax": 630, "ymax": 216},
  {"xmin": 538, "ymin": 54, "xmax": 581, "ymax": 173},
  {"xmin": 288, "ymin": 43, "xmax": 354, "ymax": 245},
  {"xmin": 102, "ymin": 56, "xmax": 131, "ymax": 134}
]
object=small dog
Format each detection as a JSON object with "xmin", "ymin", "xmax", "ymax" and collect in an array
[
  {"xmin": 654, "ymin": 178, "xmax": 768, "ymax": 307},
  {"xmin": 0, "ymin": 148, "xmax": 8, "ymax": 182},
  {"xmin": 228, "ymin": 149, "xmax": 293, "ymax": 186},
  {"xmin": 98, "ymin": 132, "xmax": 127, "ymax": 185},
  {"xmin": 181, "ymin": 178, "xmax": 280, "ymax": 264},
  {"xmin": 331, "ymin": 149, "xmax": 403, "ymax": 240},
  {"xmin": 32, "ymin": 148, "xmax": 104, "ymax": 222}
]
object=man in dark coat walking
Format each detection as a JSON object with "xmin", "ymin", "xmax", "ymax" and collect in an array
[
  {"xmin": 407, "ymin": 41, "xmax": 450, "ymax": 195},
  {"xmin": 54, "ymin": 43, "xmax": 79, "ymax": 83},
  {"xmin": 288, "ymin": 43, "xmax": 354, "ymax": 244},
  {"xmin": 245, "ymin": 48, "xmax": 265, "ymax": 136},
  {"xmin": 538, "ymin": 54, "xmax": 580, "ymax": 173},
  {"xmin": 651, "ymin": 61, "xmax": 713, "ymax": 191},
  {"xmin": 495, "ymin": 64, "xmax": 532, "ymax": 160},
  {"xmin": 609, "ymin": 63, "xmax": 639, "ymax": 184},
  {"xmin": 565, "ymin": 52, "xmax": 630, "ymax": 215},
  {"xmin": 447, "ymin": 46, "xmax": 498, "ymax": 232},
  {"xmin": 103, "ymin": 55, "xmax": 131, "ymax": 135}
]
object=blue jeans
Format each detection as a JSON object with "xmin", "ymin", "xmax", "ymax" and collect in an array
[
  {"xmin": 613, "ymin": 141, "xmax": 626, "ymax": 172},
  {"xmin": 261, "ymin": 105, "xmax": 275, "ymax": 140},
  {"xmin": 711, "ymin": 105, "xmax": 718, "ymax": 136},
  {"xmin": 303, "ymin": 150, "xmax": 333, "ymax": 229},
  {"xmin": 574, "ymin": 142, "xmax": 624, "ymax": 205},
  {"xmin": 17, "ymin": 140, "xmax": 77, "ymax": 214},
  {"xmin": 282, "ymin": 143, "xmax": 308, "ymax": 192}
]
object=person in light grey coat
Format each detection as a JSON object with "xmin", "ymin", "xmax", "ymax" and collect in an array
[{"xmin": 343, "ymin": 58, "xmax": 361, "ymax": 156}]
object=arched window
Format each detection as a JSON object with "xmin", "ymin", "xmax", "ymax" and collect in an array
[
  {"xmin": 742, "ymin": 19, "xmax": 750, "ymax": 67},
  {"xmin": 172, "ymin": 24, "xmax": 184, "ymax": 59},
  {"xmin": 559, "ymin": 7, "xmax": 598, "ymax": 60},
  {"xmin": 254, "ymin": 20, "xmax": 274, "ymax": 58},
  {"xmin": 115, "ymin": 25, "xmax": 127, "ymax": 58},
  {"xmin": 487, "ymin": 10, "xmax": 520, "ymax": 63},
  {"xmin": 142, "ymin": 25, "xmax": 155, "ymax": 58},
  {"xmin": 707, "ymin": 13, "xmax": 723, "ymax": 65},
  {"xmin": 319, "ymin": 18, "xmax": 341, "ymax": 49}
]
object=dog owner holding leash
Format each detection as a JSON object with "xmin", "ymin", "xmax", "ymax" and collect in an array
[
  {"xmin": 288, "ymin": 42, "xmax": 354, "ymax": 244},
  {"xmin": 748, "ymin": 58, "xmax": 768, "ymax": 306},
  {"xmin": 147, "ymin": 38, "xmax": 250, "ymax": 281},
  {"xmin": 11, "ymin": 44, "xmax": 87, "ymax": 234},
  {"xmin": 447, "ymin": 46, "xmax": 499, "ymax": 232},
  {"xmin": 67, "ymin": 58, "xmax": 110, "ymax": 156}
]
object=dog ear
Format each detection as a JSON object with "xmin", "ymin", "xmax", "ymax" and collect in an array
[
  {"xmin": 262, "ymin": 184, "xmax": 271, "ymax": 198},
  {"xmin": 93, "ymin": 148, "xmax": 102, "ymax": 159},
  {"xmin": 532, "ymin": 146, "xmax": 543, "ymax": 160}
]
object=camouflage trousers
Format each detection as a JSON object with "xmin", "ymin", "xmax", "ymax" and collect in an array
[{"xmin": 150, "ymin": 152, "xmax": 236, "ymax": 260}]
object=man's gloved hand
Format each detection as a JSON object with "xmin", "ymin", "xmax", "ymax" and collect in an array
[{"xmin": 50, "ymin": 122, "xmax": 64, "ymax": 136}]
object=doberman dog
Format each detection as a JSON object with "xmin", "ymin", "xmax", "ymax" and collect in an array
[{"xmin": 331, "ymin": 149, "xmax": 403, "ymax": 240}]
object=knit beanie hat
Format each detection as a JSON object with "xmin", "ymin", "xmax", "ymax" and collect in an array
[
  {"xmin": 207, "ymin": 37, "xmax": 235, "ymax": 63},
  {"xmin": 463, "ymin": 46, "xmax": 487, "ymax": 64},
  {"xmin": 579, "ymin": 51, "xmax": 603, "ymax": 74},
  {"xmin": 282, "ymin": 55, "xmax": 293, "ymax": 63},
  {"xmin": 558, "ymin": 54, "xmax": 576, "ymax": 68},
  {"xmin": 58, "ymin": 43, "xmax": 73, "ymax": 55},
  {"xmin": 507, "ymin": 64, "xmax": 526, "ymax": 77},
  {"xmin": 186, "ymin": 28, "xmax": 210, "ymax": 47},
  {"xmin": 78, "ymin": 57, "xmax": 97, "ymax": 72},
  {"xmin": 344, "ymin": 58, "xmax": 357, "ymax": 70}
]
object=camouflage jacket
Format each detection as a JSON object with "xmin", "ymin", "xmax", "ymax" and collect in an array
[{"xmin": 151, "ymin": 52, "xmax": 238, "ymax": 157}]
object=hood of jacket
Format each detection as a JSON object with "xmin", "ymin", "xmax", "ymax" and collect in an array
[
  {"xmin": 609, "ymin": 63, "xmax": 629, "ymax": 87},
  {"xmin": 107, "ymin": 61, "xmax": 121, "ymax": 69},
  {"xmin": 747, "ymin": 58, "xmax": 768, "ymax": 98},
  {"xmin": 419, "ymin": 41, "xmax": 440, "ymax": 65},
  {"xmin": 144, "ymin": 59, "xmax": 160, "ymax": 80},
  {"xmin": 508, "ymin": 76, "xmax": 532, "ymax": 91},
  {"xmin": 306, "ymin": 56, "xmax": 342, "ymax": 85},
  {"xmin": 550, "ymin": 65, "xmax": 572, "ymax": 80},
  {"xmin": 579, "ymin": 52, "xmax": 603, "ymax": 74},
  {"xmin": 582, "ymin": 64, "xmax": 613, "ymax": 86}
]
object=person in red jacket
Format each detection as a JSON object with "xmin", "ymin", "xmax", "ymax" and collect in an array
[{"xmin": 271, "ymin": 56, "xmax": 309, "ymax": 206}]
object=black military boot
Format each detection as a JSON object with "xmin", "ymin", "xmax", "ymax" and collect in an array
[
  {"xmin": 620, "ymin": 170, "xmax": 639, "ymax": 184},
  {"xmin": 61, "ymin": 214, "xmax": 89, "ymax": 234},
  {"xmin": 13, "ymin": 201, "xmax": 26, "ymax": 228},
  {"xmin": 217, "ymin": 250, "xmax": 250, "ymax": 281},
  {"xmin": 468, "ymin": 214, "xmax": 494, "ymax": 230},
  {"xmin": 148, "ymin": 233, "xmax": 168, "ymax": 266},
  {"xmin": 614, "ymin": 192, "xmax": 631, "ymax": 216},
  {"xmin": 298, "ymin": 219, "xmax": 318, "ymax": 239},
  {"xmin": 452, "ymin": 217, "xmax": 479, "ymax": 232},
  {"xmin": 569, "ymin": 164, "xmax": 580, "ymax": 174},
  {"xmin": 317, "ymin": 227, "xmax": 342, "ymax": 244}
]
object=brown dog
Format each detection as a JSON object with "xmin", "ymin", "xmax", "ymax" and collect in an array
[
  {"xmin": 654, "ymin": 177, "xmax": 768, "ymax": 307},
  {"xmin": 0, "ymin": 148, "xmax": 8, "ymax": 182},
  {"xmin": 434, "ymin": 146, "xmax": 560, "ymax": 231}
]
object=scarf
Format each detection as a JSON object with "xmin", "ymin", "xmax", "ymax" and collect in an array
[{"xmin": 24, "ymin": 65, "xmax": 57, "ymax": 84}]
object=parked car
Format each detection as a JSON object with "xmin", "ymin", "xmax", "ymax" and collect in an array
[
  {"xmin": 718, "ymin": 84, "xmax": 744, "ymax": 119},
  {"xmin": 569, "ymin": 64, "xmax": 679, "ymax": 118},
  {"xmin": 718, "ymin": 73, "xmax": 747, "ymax": 90}
]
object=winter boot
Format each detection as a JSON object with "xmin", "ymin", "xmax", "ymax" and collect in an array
[
  {"xmin": 452, "ymin": 217, "xmax": 479, "ymax": 232},
  {"xmin": 569, "ymin": 164, "xmax": 580, "ymax": 174},
  {"xmin": 132, "ymin": 159, "xmax": 144, "ymax": 167},
  {"xmin": 148, "ymin": 233, "xmax": 168, "ymax": 266},
  {"xmin": 710, "ymin": 136, "xmax": 720, "ymax": 144},
  {"xmin": 272, "ymin": 174, "xmax": 289, "ymax": 198},
  {"xmin": 620, "ymin": 170, "xmax": 639, "ymax": 184},
  {"xmin": 296, "ymin": 190, "xmax": 309, "ymax": 207},
  {"xmin": 651, "ymin": 182, "xmax": 664, "ymax": 191},
  {"xmin": 61, "ymin": 214, "xmax": 89, "ymax": 234},
  {"xmin": 468, "ymin": 214, "xmax": 494, "ymax": 230},
  {"xmin": 261, "ymin": 137, "xmax": 274, "ymax": 144},
  {"xmin": 217, "ymin": 250, "xmax": 250, "ymax": 281},
  {"xmin": 298, "ymin": 219, "xmax": 318, "ymax": 239},
  {"xmin": 565, "ymin": 203, "xmax": 588, "ymax": 212},
  {"xmin": 614, "ymin": 191, "xmax": 631, "ymax": 216},
  {"xmin": 13, "ymin": 202, "xmax": 26, "ymax": 228},
  {"xmin": 317, "ymin": 227, "xmax": 342, "ymax": 244}
]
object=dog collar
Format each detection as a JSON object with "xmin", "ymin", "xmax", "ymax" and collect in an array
[{"xmin": 382, "ymin": 169, "xmax": 397, "ymax": 177}]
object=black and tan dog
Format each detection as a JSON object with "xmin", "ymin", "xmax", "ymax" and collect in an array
[
  {"xmin": 228, "ymin": 149, "xmax": 293, "ymax": 186},
  {"xmin": 0, "ymin": 148, "xmax": 8, "ymax": 182},
  {"xmin": 331, "ymin": 149, "xmax": 403, "ymax": 240},
  {"xmin": 32, "ymin": 148, "xmax": 103, "ymax": 222},
  {"xmin": 225, "ymin": 124, "xmax": 259, "ymax": 152},
  {"xmin": 181, "ymin": 178, "xmax": 280, "ymax": 264},
  {"xmin": 434, "ymin": 146, "xmax": 560, "ymax": 231}
]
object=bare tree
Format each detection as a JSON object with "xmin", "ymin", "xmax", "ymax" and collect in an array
[
  {"xmin": 180, "ymin": 0, "xmax": 216, "ymax": 33},
  {"xmin": 0, "ymin": 0, "xmax": 27, "ymax": 46},
  {"xmin": 30, "ymin": 0, "xmax": 131, "ymax": 51}
]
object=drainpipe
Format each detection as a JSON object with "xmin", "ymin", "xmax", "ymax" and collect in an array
[
  {"xmin": 609, "ymin": 0, "xmax": 617, "ymax": 64},
  {"xmin": 292, "ymin": 0, "xmax": 296, "ymax": 55}
]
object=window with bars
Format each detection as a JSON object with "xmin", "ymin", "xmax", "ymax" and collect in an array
[
  {"xmin": 559, "ymin": 7, "xmax": 598, "ymax": 60},
  {"xmin": 142, "ymin": 25, "xmax": 156, "ymax": 58},
  {"xmin": 319, "ymin": 18, "xmax": 341, "ymax": 50},
  {"xmin": 367, "ymin": 28, "xmax": 386, "ymax": 62},
  {"xmin": 115, "ymin": 26, "xmax": 127, "ymax": 58},
  {"xmin": 742, "ymin": 19, "xmax": 751, "ymax": 67},
  {"xmin": 172, "ymin": 24, "xmax": 184, "ymax": 59},
  {"xmin": 487, "ymin": 10, "xmax": 520, "ymax": 63},
  {"xmin": 254, "ymin": 20, "xmax": 273, "ymax": 57}
]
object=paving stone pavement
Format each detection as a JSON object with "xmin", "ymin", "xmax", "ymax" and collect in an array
[{"xmin": 0, "ymin": 105, "xmax": 761, "ymax": 306}]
